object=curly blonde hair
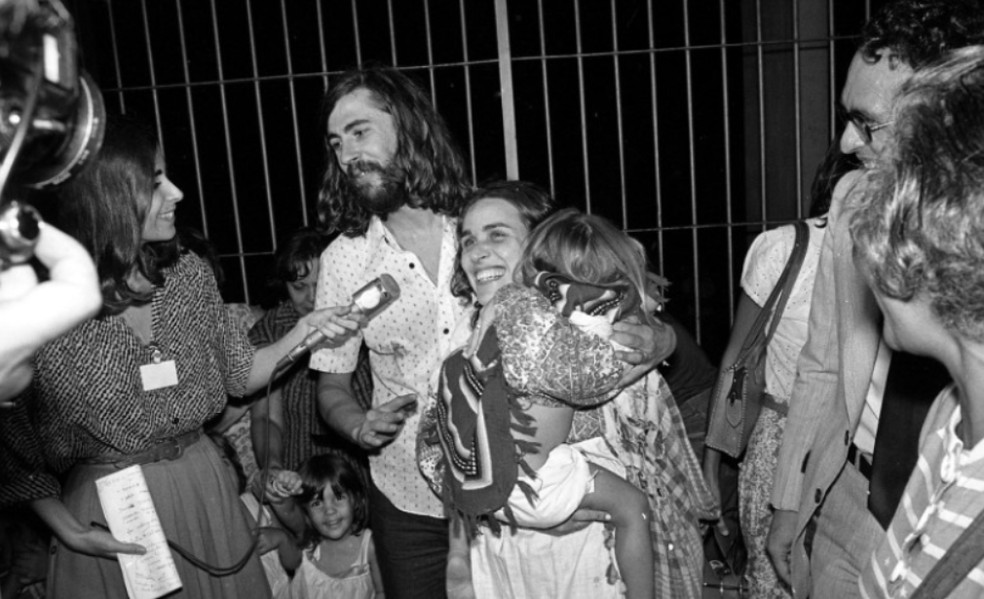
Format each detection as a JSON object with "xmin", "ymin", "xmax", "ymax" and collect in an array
[{"xmin": 851, "ymin": 46, "xmax": 984, "ymax": 342}]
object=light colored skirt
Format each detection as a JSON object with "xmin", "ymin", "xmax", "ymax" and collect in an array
[{"xmin": 48, "ymin": 434, "xmax": 271, "ymax": 599}]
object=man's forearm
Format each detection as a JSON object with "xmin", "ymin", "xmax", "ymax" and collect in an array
[{"xmin": 317, "ymin": 372, "xmax": 367, "ymax": 445}]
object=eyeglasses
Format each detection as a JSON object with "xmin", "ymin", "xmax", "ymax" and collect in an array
[{"xmin": 837, "ymin": 106, "xmax": 894, "ymax": 145}]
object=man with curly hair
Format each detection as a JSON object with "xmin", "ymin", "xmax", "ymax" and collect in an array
[
  {"xmin": 766, "ymin": 1, "xmax": 984, "ymax": 597},
  {"xmin": 853, "ymin": 45, "xmax": 984, "ymax": 598}
]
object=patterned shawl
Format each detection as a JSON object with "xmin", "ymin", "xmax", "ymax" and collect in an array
[{"xmin": 423, "ymin": 274, "xmax": 632, "ymax": 536}]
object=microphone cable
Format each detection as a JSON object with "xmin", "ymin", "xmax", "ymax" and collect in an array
[{"xmin": 91, "ymin": 366, "xmax": 284, "ymax": 577}]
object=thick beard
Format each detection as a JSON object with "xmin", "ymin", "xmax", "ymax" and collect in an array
[{"xmin": 344, "ymin": 160, "xmax": 407, "ymax": 216}]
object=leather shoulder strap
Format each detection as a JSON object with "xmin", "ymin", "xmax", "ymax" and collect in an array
[
  {"xmin": 736, "ymin": 220, "xmax": 810, "ymax": 358},
  {"xmin": 910, "ymin": 507, "xmax": 984, "ymax": 599}
]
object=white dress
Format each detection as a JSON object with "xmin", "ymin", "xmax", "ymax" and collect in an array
[{"xmin": 291, "ymin": 532, "xmax": 376, "ymax": 599}]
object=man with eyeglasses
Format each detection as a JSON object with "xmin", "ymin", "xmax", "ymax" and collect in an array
[{"xmin": 765, "ymin": 1, "xmax": 984, "ymax": 598}]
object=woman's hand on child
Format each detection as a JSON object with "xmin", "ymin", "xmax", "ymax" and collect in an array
[
  {"xmin": 300, "ymin": 305, "xmax": 366, "ymax": 350},
  {"xmin": 539, "ymin": 507, "xmax": 612, "ymax": 536},
  {"xmin": 611, "ymin": 316, "xmax": 676, "ymax": 387}
]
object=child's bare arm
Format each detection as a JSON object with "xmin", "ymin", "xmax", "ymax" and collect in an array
[
  {"xmin": 368, "ymin": 536, "xmax": 387, "ymax": 598},
  {"xmin": 257, "ymin": 526, "xmax": 302, "ymax": 572},
  {"xmin": 264, "ymin": 470, "xmax": 307, "ymax": 537}
]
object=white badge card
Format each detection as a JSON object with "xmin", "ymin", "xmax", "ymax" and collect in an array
[{"xmin": 140, "ymin": 360, "xmax": 178, "ymax": 392}]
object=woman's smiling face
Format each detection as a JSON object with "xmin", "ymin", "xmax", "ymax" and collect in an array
[{"xmin": 460, "ymin": 197, "xmax": 531, "ymax": 305}]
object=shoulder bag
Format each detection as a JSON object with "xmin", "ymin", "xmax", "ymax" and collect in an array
[{"xmin": 705, "ymin": 220, "xmax": 809, "ymax": 458}]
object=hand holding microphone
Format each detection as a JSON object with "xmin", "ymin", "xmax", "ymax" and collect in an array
[{"xmin": 276, "ymin": 274, "xmax": 400, "ymax": 374}]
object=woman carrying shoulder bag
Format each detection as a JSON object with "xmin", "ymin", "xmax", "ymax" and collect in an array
[{"xmin": 702, "ymin": 144, "xmax": 857, "ymax": 598}]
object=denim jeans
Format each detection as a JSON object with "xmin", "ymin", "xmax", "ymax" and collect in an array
[{"xmin": 370, "ymin": 482, "xmax": 450, "ymax": 599}]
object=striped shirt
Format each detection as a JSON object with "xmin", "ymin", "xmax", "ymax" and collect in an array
[
  {"xmin": 860, "ymin": 385, "xmax": 984, "ymax": 598},
  {"xmin": 248, "ymin": 301, "xmax": 373, "ymax": 471}
]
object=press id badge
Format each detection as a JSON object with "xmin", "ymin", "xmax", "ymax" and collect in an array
[{"xmin": 140, "ymin": 345, "xmax": 178, "ymax": 391}]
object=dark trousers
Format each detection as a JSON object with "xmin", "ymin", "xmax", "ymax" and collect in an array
[{"xmin": 370, "ymin": 482, "xmax": 449, "ymax": 599}]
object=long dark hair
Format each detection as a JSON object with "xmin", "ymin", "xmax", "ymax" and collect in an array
[
  {"xmin": 808, "ymin": 142, "xmax": 862, "ymax": 219},
  {"xmin": 317, "ymin": 66, "xmax": 471, "ymax": 236},
  {"xmin": 296, "ymin": 452, "xmax": 371, "ymax": 546},
  {"xmin": 54, "ymin": 116, "xmax": 179, "ymax": 316}
]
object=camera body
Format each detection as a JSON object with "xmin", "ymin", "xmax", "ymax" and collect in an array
[{"xmin": 0, "ymin": 0, "xmax": 105, "ymax": 267}]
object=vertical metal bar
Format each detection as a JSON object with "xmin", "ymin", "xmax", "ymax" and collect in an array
[
  {"xmin": 494, "ymin": 0, "xmax": 519, "ymax": 179},
  {"xmin": 351, "ymin": 0, "xmax": 363, "ymax": 67},
  {"xmin": 610, "ymin": 0, "xmax": 627, "ymax": 228},
  {"xmin": 244, "ymin": 1, "xmax": 278, "ymax": 251},
  {"xmin": 174, "ymin": 0, "xmax": 208, "ymax": 232},
  {"xmin": 106, "ymin": 0, "xmax": 126, "ymax": 113},
  {"xmin": 646, "ymin": 0, "xmax": 664, "ymax": 276},
  {"xmin": 756, "ymin": 0, "xmax": 767, "ymax": 226},
  {"xmin": 793, "ymin": 0, "xmax": 803, "ymax": 217},
  {"xmin": 458, "ymin": 0, "xmax": 477, "ymax": 183},
  {"xmin": 829, "ymin": 0, "xmax": 836, "ymax": 135},
  {"xmin": 280, "ymin": 0, "xmax": 308, "ymax": 228},
  {"xmin": 719, "ymin": 0, "xmax": 734, "ymax": 326},
  {"xmin": 138, "ymin": 0, "xmax": 163, "ymax": 137},
  {"xmin": 208, "ymin": 0, "xmax": 248, "ymax": 300},
  {"xmin": 316, "ymin": 0, "xmax": 329, "ymax": 91},
  {"xmin": 573, "ymin": 0, "xmax": 591, "ymax": 211},
  {"xmin": 423, "ymin": 0, "xmax": 437, "ymax": 102},
  {"xmin": 681, "ymin": 0, "xmax": 702, "ymax": 339},
  {"xmin": 536, "ymin": 0, "xmax": 555, "ymax": 193},
  {"xmin": 387, "ymin": 0, "xmax": 398, "ymax": 65}
]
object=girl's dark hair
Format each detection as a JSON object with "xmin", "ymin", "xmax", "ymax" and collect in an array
[
  {"xmin": 274, "ymin": 227, "xmax": 331, "ymax": 285},
  {"xmin": 808, "ymin": 142, "xmax": 862, "ymax": 219},
  {"xmin": 296, "ymin": 452, "xmax": 370, "ymax": 545},
  {"xmin": 257, "ymin": 226, "xmax": 331, "ymax": 308},
  {"xmin": 317, "ymin": 65, "xmax": 472, "ymax": 236},
  {"xmin": 53, "ymin": 115, "xmax": 178, "ymax": 316},
  {"xmin": 450, "ymin": 180, "xmax": 557, "ymax": 301}
]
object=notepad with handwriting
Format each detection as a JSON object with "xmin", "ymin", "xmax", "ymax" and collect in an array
[{"xmin": 96, "ymin": 465, "xmax": 182, "ymax": 599}]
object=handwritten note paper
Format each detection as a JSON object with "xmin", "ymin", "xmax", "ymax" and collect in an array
[{"xmin": 96, "ymin": 465, "xmax": 182, "ymax": 599}]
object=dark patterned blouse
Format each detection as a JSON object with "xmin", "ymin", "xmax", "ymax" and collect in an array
[
  {"xmin": 0, "ymin": 253, "xmax": 254, "ymax": 505},
  {"xmin": 249, "ymin": 302, "xmax": 328, "ymax": 472},
  {"xmin": 248, "ymin": 301, "xmax": 374, "ymax": 471}
]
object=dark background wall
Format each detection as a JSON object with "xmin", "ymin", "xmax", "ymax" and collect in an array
[{"xmin": 59, "ymin": 0, "xmax": 884, "ymax": 362}]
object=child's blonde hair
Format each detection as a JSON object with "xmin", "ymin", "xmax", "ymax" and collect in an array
[{"xmin": 517, "ymin": 208, "xmax": 661, "ymax": 324}]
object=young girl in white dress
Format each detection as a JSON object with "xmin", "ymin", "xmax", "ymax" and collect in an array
[{"xmin": 267, "ymin": 452, "xmax": 384, "ymax": 599}]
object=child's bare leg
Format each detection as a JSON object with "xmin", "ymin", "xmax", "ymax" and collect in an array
[
  {"xmin": 581, "ymin": 465, "xmax": 654, "ymax": 599},
  {"xmin": 446, "ymin": 522, "xmax": 475, "ymax": 599}
]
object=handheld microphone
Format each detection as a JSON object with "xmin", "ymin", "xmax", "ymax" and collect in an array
[{"xmin": 276, "ymin": 274, "xmax": 400, "ymax": 372}]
